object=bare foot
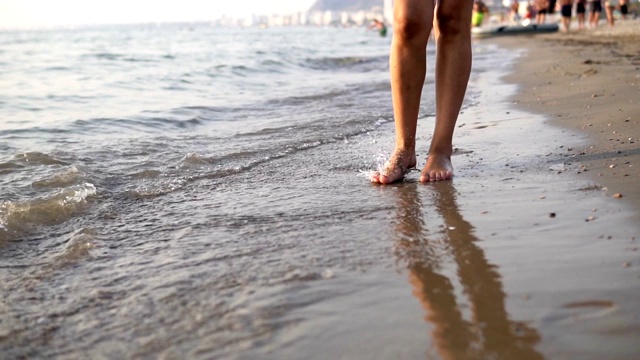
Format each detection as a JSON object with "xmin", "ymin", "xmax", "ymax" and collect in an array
[
  {"xmin": 370, "ymin": 150, "xmax": 417, "ymax": 184},
  {"xmin": 419, "ymin": 153, "xmax": 453, "ymax": 182}
]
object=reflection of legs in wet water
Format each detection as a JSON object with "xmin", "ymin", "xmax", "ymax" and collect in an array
[{"xmin": 392, "ymin": 183, "xmax": 543, "ymax": 359}]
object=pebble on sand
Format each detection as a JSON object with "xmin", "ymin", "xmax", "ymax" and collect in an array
[{"xmin": 613, "ymin": 193, "xmax": 623, "ymax": 198}]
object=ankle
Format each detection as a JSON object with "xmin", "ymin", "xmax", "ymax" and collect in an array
[
  {"xmin": 428, "ymin": 145, "xmax": 452, "ymax": 158},
  {"xmin": 392, "ymin": 146, "xmax": 416, "ymax": 157}
]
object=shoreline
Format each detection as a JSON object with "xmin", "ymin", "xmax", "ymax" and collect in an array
[
  {"xmin": 487, "ymin": 19, "xmax": 640, "ymax": 220},
  {"xmin": 270, "ymin": 44, "xmax": 640, "ymax": 357}
]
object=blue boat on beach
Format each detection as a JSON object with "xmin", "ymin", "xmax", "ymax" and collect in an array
[{"xmin": 472, "ymin": 23, "xmax": 560, "ymax": 38}]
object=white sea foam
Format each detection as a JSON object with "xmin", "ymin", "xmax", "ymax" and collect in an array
[{"xmin": 61, "ymin": 183, "xmax": 97, "ymax": 205}]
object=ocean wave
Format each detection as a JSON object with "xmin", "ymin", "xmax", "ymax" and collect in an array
[
  {"xmin": 14, "ymin": 152, "xmax": 68, "ymax": 166},
  {"xmin": 181, "ymin": 152, "xmax": 212, "ymax": 166},
  {"xmin": 49, "ymin": 227, "xmax": 98, "ymax": 269},
  {"xmin": 0, "ymin": 127, "xmax": 73, "ymax": 139},
  {"xmin": 68, "ymin": 116, "xmax": 206, "ymax": 134},
  {"xmin": 89, "ymin": 52, "xmax": 124, "ymax": 61},
  {"xmin": 0, "ymin": 183, "xmax": 97, "ymax": 242},
  {"xmin": 124, "ymin": 179, "xmax": 186, "ymax": 199},
  {"xmin": 128, "ymin": 169, "xmax": 163, "ymax": 179},
  {"xmin": 207, "ymin": 60, "xmax": 290, "ymax": 79},
  {"xmin": 123, "ymin": 57, "xmax": 157, "ymax": 63},
  {"xmin": 31, "ymin": 166, "xmax": 84, "ymax": 189},
  {"xmin": 302, "ymin": 55, "xmax": 385, "ymax": 72},
  {"xmin": 0, "ymin": 160, "xmax": 25, "ymax": 175}
]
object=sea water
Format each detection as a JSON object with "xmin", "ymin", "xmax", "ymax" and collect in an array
[
  {"xmin": 0, "ymin": 23, "xmax": 515, "ymax": 358},
  {"xmin": 0, "ymin": 24, "xmax": 406, "ymax": 239}
]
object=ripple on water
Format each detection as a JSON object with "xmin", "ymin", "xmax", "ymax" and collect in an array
[{"xmin": 14, "ymin": 152, "xmax": 68, "ymax": 166}]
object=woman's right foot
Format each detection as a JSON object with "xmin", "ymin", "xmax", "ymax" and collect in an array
[{"xmin": 370, "ymin": 150, "xmax": 417, "ymax": 184}]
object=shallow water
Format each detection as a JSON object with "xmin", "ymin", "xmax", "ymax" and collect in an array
[
  {"xmin": 0, "ymin": 24, "xmax": 422, "ymax": 357},
  {"xmin": 0, "ymin": 24, "xmax": 407, "ymax": 242},
  {"xmin": 1, "ymin": 24, "xmax": 639, "ymax": 359}
]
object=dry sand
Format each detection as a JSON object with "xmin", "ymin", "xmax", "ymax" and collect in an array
[{"xmin": 492, "ymin": 19, "xmax": 640, "ymax": 219}]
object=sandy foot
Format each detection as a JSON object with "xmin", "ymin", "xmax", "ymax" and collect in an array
[{"xmin": 370, "ymin": 150, "xmax": 417, "ymax": 184}]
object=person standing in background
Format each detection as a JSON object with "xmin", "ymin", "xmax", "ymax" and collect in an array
[
  {"xmin": 535, "ymin": 0, "xmax": 550, "ymax": 23},
  {"xmin": 370, "ymin": 0, "xmax": 474, "ymax": 184},
  {"xmin": 576, "ymin": 0, "xmax": 587, "ymax": 29},
  {"xmin": 588, "ymin": 0, "xmax": 602, "ymax": 27},
  {"xmin": 559, "ymin": 0, "xmax": 574, "ymax": 30},
  {"xmin": 619, "ymin": 0, "xmax": 629, "ymax": 19},
  {"xmin": 525, "ymin": 0, "xmax": 538, "ymax": 23},
  {"xmin": 509, "ymin": 0, "xmax": 522, "ymax": 23},
  {"xmin": 472, "ymin": 0, "xmax": 490, "ymax": 27},
  {"xmin": 368, "ymin": 19, "xmax": 388, "ymax": 37},
  {"xmin": 547, "ymin": 0, "xmax": 559, "ymax": 22},
  {"xmin": 604, "ymin": 0, "xmax": 618, "ymax": 26}
]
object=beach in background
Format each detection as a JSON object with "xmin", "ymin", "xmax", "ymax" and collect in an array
[
  {"xmin": 1, "ymin": 21, "xmax": 639, "ymax": 359},
  {"xmin": 497, "ymin": 20, "xmax": 640, "ymax": 217}
]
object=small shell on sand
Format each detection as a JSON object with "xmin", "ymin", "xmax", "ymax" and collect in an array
[{"xmin": 612, "ymin": 193, "xmax": 623, "ymax": 198}]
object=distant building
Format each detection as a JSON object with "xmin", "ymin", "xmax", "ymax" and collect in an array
[
  {"xmin": 214, "ymin": 0, "xmax": 395, "ymax": 28},
  {"xmin": 384, "ymin": 0, "xmax": 394, "ymax": 25}
]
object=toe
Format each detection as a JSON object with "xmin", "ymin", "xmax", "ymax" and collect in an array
[{"xmin": 379, "ymin": 170, "xmax": 399, "ymax": 184}]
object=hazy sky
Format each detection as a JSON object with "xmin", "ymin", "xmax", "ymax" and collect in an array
[{"xmin": 0, "ymin": 0, "xmax": 316, "ymax": 28}]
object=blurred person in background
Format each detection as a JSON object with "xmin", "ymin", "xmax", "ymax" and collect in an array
[
  {"xmin": 588, "ymin": 0, "xmax": 602, "ymax": 27},
  {"xmin": 576, "ymin": 0, "xmax": 587, "ymax": 28},
  {"xmin": 535, "ymin": 0, "xmax": 550, "ymax": 23},
  {"xmin": 604, "ymin": 0, "xmax": 618, "ymax": 25},
  {"xmin": 509, "ymin": 0, "xmax": 522, "ymax": 23},
  {"xmin": 559, "ymin": 0, "xmax": 574, "ymax": 30},
  {"xmin": 619, "ymin": 0, "xmax": 628, "ymax": 18},
  {"xmin": 472, "ymin": 0, "xmax": 490, "ymax": 26}
]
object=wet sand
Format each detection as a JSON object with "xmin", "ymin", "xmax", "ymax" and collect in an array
[
  {"xmin": 493, "ymin": 19, "xmax": 640, "ymax": 219},
  {"xmin": 269, "ymin": 23, "xmax": 640, "ymax": 359}
]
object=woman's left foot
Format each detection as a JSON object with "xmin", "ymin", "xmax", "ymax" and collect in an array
[{"xmin": 419, "ymin": 154, "xmax": 453, "ymax": 182}]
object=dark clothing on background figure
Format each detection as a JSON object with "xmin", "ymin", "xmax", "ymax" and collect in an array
[{"xmin": 620, "ymin": 4, "xmax": 628, "ymax": 15}]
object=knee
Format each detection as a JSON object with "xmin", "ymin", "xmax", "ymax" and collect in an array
[
  {"xmin": 393, "ymin": 13, "xmax": 431, "ymax": 43},
  {"xmin": 435, "ymin": 9, "xmax": 470, "ymax": 37}
]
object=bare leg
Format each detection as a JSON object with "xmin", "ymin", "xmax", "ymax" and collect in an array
[
  {"xmin": 605, "ymin": 6, "xmax": 615, "ymax": 26},
  {"xmin": 371, "ymin": 0, "xmax": 434, "ymax": 184},
  {"xmin": 578, "ymin": 13, "xmax": 585, "ymax": 30},
  {"xmin": 591, "ymin": 11, "xmax": 600, "ymax": 28},
  {"xmin": 562, "ymin": 16, "xmax": 571, "ymax": 31},
  {"xmin": 420, "ymin": 0, "xmax": 473, "ymax": 182}
]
